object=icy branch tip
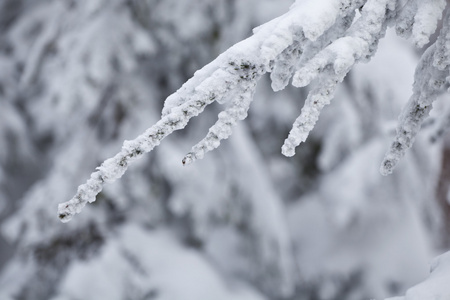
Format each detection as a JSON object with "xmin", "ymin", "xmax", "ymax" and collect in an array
[
  {"xmin": 58, "ymin": 202, "xmax": 75, "ymax": 223},
  {"xmin": 379, "ymin": 159, "xmax": 394, "ymax": 176},
  {"xmin": 182, "ymin": 153, "xmax": 196, "ymax": 166},
  {"xmin": 281, "ymin": 143, "xmax": 295, "ymax": 157}
]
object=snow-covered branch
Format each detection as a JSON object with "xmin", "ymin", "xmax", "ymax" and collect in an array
[
  {"xmin": 381, "ymin": 7, "xmax": 450, "ymax": 175},
  {"xmin": 59, "ymin": 0, "xmax": 449, "ymax": 222}
]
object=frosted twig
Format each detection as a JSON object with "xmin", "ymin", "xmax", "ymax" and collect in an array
[
  {"xmin": 381, "ymin": 9, "xmax": 450, "ymax": 175},
  {"xmin": 58, "ymin": 66, "xmax": 246, "ymax": 222},
  {"xmin": 59, "ymin": 0, "xmax": 366, "ymax": 222},
  {"xmin": 59, "ymin": 0, "xmax": 450, "ymax": 221},
  {"xmin": 282, "ymin": 0, "xmax": 393, "ymax": 156},
  {"xmin": 412, "ymin": 0, "xmax": 446, "ymax": 47},
  {"xmin": 183, "ymin": 62, "xmax": 262, "ymax": 165}
]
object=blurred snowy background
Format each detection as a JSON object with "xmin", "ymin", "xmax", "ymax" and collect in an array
[{"xmin": 0, "ymin": 0, "xmax": 449, "ymax": 299}]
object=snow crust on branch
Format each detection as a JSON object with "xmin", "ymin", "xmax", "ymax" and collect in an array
[
  {"xmin": 395, "ymin": 0, "xmax": 446, "ymax": 47},
  {"xmin": 60, "ymin": 0, "xmax": 449, "ymax": 222},
  {"xmin": 182, "ymin": 66, "xmax": 261, "ymax": 165},
  {"xmin": 380, "ymin": 8, "xmax": 450, "ymax": 175},
  {"xmin": 283, "ymin": 0, "xmax": 395, "ymax": 156},
  {"xmin": 59, "ymin": 0, "xmax": 364, "ymax": 222}
]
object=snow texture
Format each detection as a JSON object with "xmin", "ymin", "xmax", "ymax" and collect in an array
[{"xmin": 1, "ymin": 0, "xmax": 450, "ymax": 298}]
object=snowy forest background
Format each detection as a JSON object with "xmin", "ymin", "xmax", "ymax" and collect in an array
[{"xmin": 0, "ymin": 0, "xmax": 450, "ymax": 299}]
